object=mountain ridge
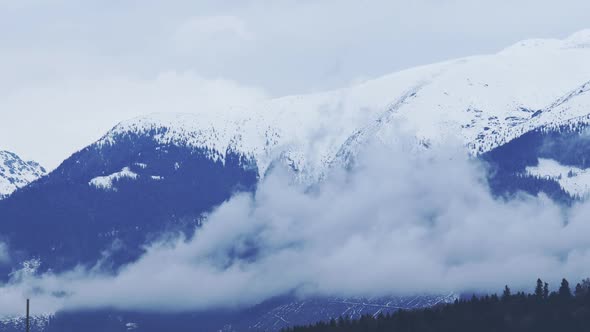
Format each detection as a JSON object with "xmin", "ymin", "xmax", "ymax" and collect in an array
[
  {"xmin": 0, "ymin": 150, "xmax": 46, "ymax": 199},
  {"xmin": 95, "ymin": 29, "xmax": 590, "ymax": 184}
]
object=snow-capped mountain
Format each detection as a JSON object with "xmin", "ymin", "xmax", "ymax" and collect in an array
[
  {"xmin": 101, "ymin": 30, "xmax": 590, "ymax": 186},
  {"xmin": 1, "ymin": 29, "xmax": 589, "ymax": 273},
  {"xmin": 1, "ymin": 30, "xmax": 590, "ymax": 332},
  {"xmin": 0, "ymin": 150, "xmax": 46, "ymax": 199}
]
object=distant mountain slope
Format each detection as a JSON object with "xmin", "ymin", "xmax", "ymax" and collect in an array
[
  {"xmin": 0, "ymin": 134, "xmax": 257, "ymax": 272},
  {"xmin": 0, "ymin": 150, "xmax": 45, "ymax": 199}
]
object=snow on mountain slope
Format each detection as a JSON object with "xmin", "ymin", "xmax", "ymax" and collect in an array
[
  {"xmin": 0, "ymin": 151, "xmax": 46, "ymax": 199},
  {"xmin": 99, "ymin": 30, "xmax": 590, "ymax": 182},
  {"xmin": 89, "ymin": 167, "xmax": 139, "ymax": 191},
  {"xmin": 239, "ymin": 294, "xmax": 458, "ymax": 332},
  {"xmin": 526, "ymin": 158, "xmax": 590, "ymax": 197},
  {"xmin": 0, "ymin": 314, "xmax": 51, "ymax": 332}
]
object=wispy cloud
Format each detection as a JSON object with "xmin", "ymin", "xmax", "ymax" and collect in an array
[{"xmin": 1, "ymin": 137, "xmax": 590, "ymax": 315}]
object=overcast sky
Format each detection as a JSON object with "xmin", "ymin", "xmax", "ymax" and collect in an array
[{"xmin": 1, "ymin": 0, "xmax": 590, "ymax": 169}]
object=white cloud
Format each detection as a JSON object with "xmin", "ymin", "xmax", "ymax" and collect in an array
[{"xmin": 2, "ymin": 138, "xmax": 590, "ymax": 314}]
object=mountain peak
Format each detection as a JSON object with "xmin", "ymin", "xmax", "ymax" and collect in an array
[
  {"xmin": 92, "ymin": 30, "xmax": 590, "ymax": 183},
  {"xmin": 0, "ymin": 150, "xmax": 46, "ymax": 198},
  {"xmin": 564, "ymin": 29, "xmax": 590, "ymax": 49},
  {"xmin": 499, "ymin": 29, "xmax": 590, "ymax": 54}
]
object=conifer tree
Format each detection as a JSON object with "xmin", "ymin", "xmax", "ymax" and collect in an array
[
  {"xmin": 559, "ymin": 278, "xmax": 572, "ymax": 298},
  {"xmin": 543, "ymin": 282, "xmax": 549, "ymax": 299},
  {"xmin": 535, "ymin": 278, "xmax": 543, "ymax": 298},
  {"xmin": 502, "ymin": 285, "xmax": 511, "ymax": 300},
  {"xmin": 283, "ymin": 277, "xmax": 590, "ymax": 332}
]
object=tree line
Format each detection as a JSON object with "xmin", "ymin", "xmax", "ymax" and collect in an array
[{"xmin": 282, "ymin": 278, "xmax": 590, "ymax": 332}]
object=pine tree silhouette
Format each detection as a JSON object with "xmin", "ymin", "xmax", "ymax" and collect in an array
[
  {"xmin": 284, "ymin": 277, "xmax": 590, "ymax": 332},
  {"xmin": 535, "ymin": 278, "xmax": 544, "ymax": 298},
  {"xmin": 502, "ymin": 285, "xmax": 511, "ymax": 300},
  {"xmin": 543, "ymin": 282, "xmax": 549, "ymax": 299},
  {"xmin": 559, "ymin": 278, "xmax": 572, "ymax": 298}
]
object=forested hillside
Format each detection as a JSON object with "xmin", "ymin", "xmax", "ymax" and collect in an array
[{"xmin": 284, "ymin": 278, "xmax": 590, "ymax": 332}]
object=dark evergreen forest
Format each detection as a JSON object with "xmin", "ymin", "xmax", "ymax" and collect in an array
[{"xmin": 283, "ymin": 278, "xmax": 590, "ymax": 332}]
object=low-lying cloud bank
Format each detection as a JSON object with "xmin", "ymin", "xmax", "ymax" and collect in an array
[{"xmin": 2, "ymin": 139, "xmax": 590, "ymax": 315}]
